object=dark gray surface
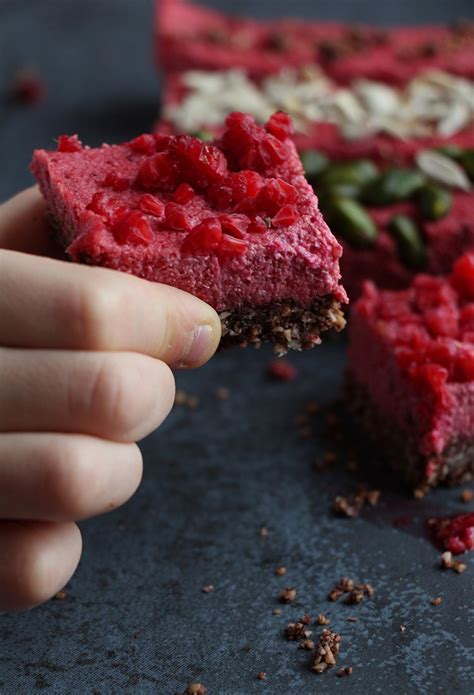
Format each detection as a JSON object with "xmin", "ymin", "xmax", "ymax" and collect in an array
[{"xmin": 0, "ymin": 1, "xmax": 473, "ymax": 693}]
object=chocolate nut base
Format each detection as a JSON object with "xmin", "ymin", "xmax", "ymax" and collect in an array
[
  {"xmin": 219, "ymin": 296, "xmax": 346, "ymax": 355},
  {"xmin": 346, "ymin": 375, "xmax": 474, "ymax": 492}
]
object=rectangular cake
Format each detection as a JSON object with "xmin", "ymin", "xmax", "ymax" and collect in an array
[
  {"xmin": 30, "ymin": 113, "xmax": 347, "ymax": 354},
  {"xmin": 347, "ymin": 254, "xmax": 474, "ymax": 493},
  {"xmin": 156, "ymin": 0, "xmax": 474, "ymax": 83}
]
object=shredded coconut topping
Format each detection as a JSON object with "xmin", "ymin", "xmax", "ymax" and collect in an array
[{"xmin": 164, "ymin": 67, "xmax": 474, "ymax": 140}]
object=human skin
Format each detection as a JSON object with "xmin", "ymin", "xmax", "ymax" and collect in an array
[{"xmin": 0, "ymin": 187, "xmax": 221, "ymax": 612}]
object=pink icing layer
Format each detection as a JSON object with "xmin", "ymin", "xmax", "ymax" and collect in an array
[{"xmin": 31, "ymin": 124, "xmax": 346, "ymax": 312}]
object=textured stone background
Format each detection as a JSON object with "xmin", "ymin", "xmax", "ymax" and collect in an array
[{"xmin": 0, "ymin": 1, "xmax": 473, "ymax": 693}]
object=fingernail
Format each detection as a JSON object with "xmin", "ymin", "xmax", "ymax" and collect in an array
[{"xmin": 184, "ymin": 324, "xmax": 215, "ymax": 366}]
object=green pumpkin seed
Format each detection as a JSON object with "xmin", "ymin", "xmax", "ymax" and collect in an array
[
  {"xmin": 317, "ymin": 159, "xmax": 378, "ymax": 188},
  {"xmin": 189, "ymin": 129, "xmax": 214, "ymax": 142},
  {"xmin": 316, "ymin": 182, "xmax": 362, "ymax": 203},
  {"xmin": 418, "ymin": 184, "xmax": 453, "ymax": 221},
  {"xmin": 328, "ymin": 198, "xmax": 378, "ymax": 249},
  {"xmin": 388, "ymin": 214, "xmax": 426, "ymax": 269},
  {"xmin": 362, "ymin": 169, "xmax": 426, "ymax": 206},
  {"xmin": 434, "ymin": 145, "xmax": 463, "ymax": 160},
  {"xmin": 459, "ymin": 150, "xmax": 474, "ymax": 180},
  {"xmin": 300, "ymin": 150, "xmax": 330, "ymax": 181}
]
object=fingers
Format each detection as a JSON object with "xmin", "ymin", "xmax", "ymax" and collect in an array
[
  {"xmin": 0, "ymin": 433, "xmax": 142, "ymax": 522},
  {"xmin": 0, "ymin": 187, "xmax": 60, "ymax": 257},
  {"xmin": 0, "ymin": 348, "xmax": 175, "ymax": 442},
  {"xmin": 0, "ymin": 520, "xmax": 81, "ymax": 612},
  {"xmin": 0, "ymin": 250, "xmax": 221, "ymax": 368}
]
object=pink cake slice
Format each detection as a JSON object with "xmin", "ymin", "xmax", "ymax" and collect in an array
[
  {"xmin": 347, "ymin": 254, "xmax": 474, "ymax": 492},
  {"xmin": 31, "ymin": 113, "xmax": 347, "ymax": 354},
  {"xmin": 156, "ymin": 0, "xmax": 474, "ymax": 83}
]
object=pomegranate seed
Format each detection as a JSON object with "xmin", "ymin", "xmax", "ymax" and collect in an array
[
  {"xmin": 267, "ymin": 359, "xmax": 298, "ymax": 381},
  {"xmin": 137, "ymin": 194, "xmax": 165, "ymax": 219},
  {"xmin": 129, "ymin": 134, "xmax": 157, "ymax": 155},
  {"xmin": 266, "ymin": 112, "xmax": 293, "ymax": 141},
  {"xmin": 454, "ymin": 348, "xmax": 474, "ymax": 382},
  {"xmin": 256, "ymin": 179, "xmax": 298, "ymax": 215},
  {"xmin": 272, "ymin": 204, "xmax": 299, "ymax": 227},
  {"xmin": 154, "ymin": 133, "xmax": 172, "ymax": 152},
  {"xmin": 11, "ymin": 68, "xmax": 45, "ymax": 106},
  {"xmin": 57, "ymin": 134, "xmax": 82, "ymax": 153},
  {"xmin": 111, "ymin": 211, "xmax": 154, "ymax": 246},
  {"xmin": 451, "ymin": 253, "xmax": 474, "ymax": 301},
  {"xmin": 248, "ymin": 217, "xmax": 269, "ymax": 234},
  {"xmin": 86, "ymin": 191, "xmax": 114, "ymax": 218},
  {"xmin": 229, "ymin": 171, "xmax": 264, "ymax": 203},
  {"xmin": 219, "ymin": 214, "xmax": 249, "ymax": 239},
  {"xmin": 258, "ymin": 136, "xmax": 287, "ymax": 167},
  {"xmin": 165, "ymin": 202, "xmax": 192, "ymax": 231},
  {"xmin": 182, "ymin": 218, "xmax": 222, "ymax": 253},
  {"xmin": 171, "ymin": 136, "xmax": 228, "ymax": 189},
  {"xmin": 101, "ymin": 173, "xmax": 130, "ymax": 192},
  {"xmin": 135, "ymin": 153, "xmax": 177, "ymax": 191},
  {"xmin": 173, "ymin": 183, "xmax": 195, "ymax": 205},
  {"xmin": 217, "ymin": 234, "xmax": 249, "ymax": 260}
]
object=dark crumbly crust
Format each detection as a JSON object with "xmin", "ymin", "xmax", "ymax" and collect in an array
[
  {"xmin": 346, "ymin": 375, "xmax": 474, "ymax": 491},
  {"xmin": 219, "ymin": 296, "xmax": 345, "ymax": 355}
]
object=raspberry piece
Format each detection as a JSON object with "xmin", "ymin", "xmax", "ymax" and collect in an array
[
  {"xmin": 86, "ymin": 191, "xmax": 114, "ymax": 219},
  {"xmin": 267, "ymin": 359, "xmax": 298, "ymax": 381},
  {"xmin": 101, "ymin": 173, "xmax": 130, "ymax": 192},
  {"xmin": 272, "ymin": 204, "xmax": 299, "ymax": 227},
  {"xmin": 135, "ymin": 153, "xmax": 177, "ymax": 191},
  {"xmin": 112, "ymin": 211, "xmax": 154, "ymax": 246},
  {"xmin": 57, "ymin": 134, "xmax": 82, "ymax": 153},
  {"xmin": 129, "ymin": 134, "xmax": 157, "ymax": 155},
  {"xmin": 256, "ymin": 179, "xmax": 298, "ymax": 216},
  {"xmin": 182, "ymin": 218, "xmax": 222, "ymax": 253},
  {"xmin": 229, "ymin": 171, "xmax": 264, "ymax": 204},
  {"xmin": 217, "ymin": 234, "xmax": 249, "ymax": 260},
  {"xmin": 154, "ymin": 133, "xmax": 173, "ymax": 152},
  {"xmin": 266, "ymin": 112, "xmax": 294, "ymax": 141},
  {"xmin": 248, "ymin": 217, "xmax": 269, "ymax": 234},
  {"xmin": 137, "ymin": 194, "xmax": 165, "ymax": 219},
  {"xmin": 173, "ymin": 183, "xmax": 195, "ymax": 205},
  {"xmin": 451, "ymin": 253, "xmax": 474, "ymax": 301},
  {"xmin": 258, "ymin": 136, "xmax": 288, "ymax": 167},
  {"xmin": 219, "ymin": 214, "xmax": 249, "ymax": 239},
  {"xmin": 165, "ymin": 202, "xmax": 192, "ymax": 231}
]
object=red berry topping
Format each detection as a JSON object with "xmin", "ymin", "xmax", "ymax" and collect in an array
[
  {"xmin": 182, "ymin": 218, "xmax": 222, "ymax": 253},
  {"xmin": 217, "ymin": 234, "xmax": 249, "ymax": 259},
  {"xmin": 86, "ymin": 191, "xmax": 114, "ymax": 219},
  {"xmin": 57, "ymin": 134, "xmax": 83, "ymax": 153},
  {"xmin": 154, "ymin": 133, "xmax": 172, "ymax": 152},
  {"xmin": 128, "ymin": 134, "xmax": 157, "ymax": 155},
  {"xmin": 101, "ymin": 173, "xmax": 130, "ymax": 192},
  {"xmin": 165, "ymin": 202, "xmax": 192, "ymax": 231},
  {"xmin": 451, "ymin": 253, "xmax": 474, "ymax": 301},
  {"xmin": 266, "ymin": 112, "xmax": 294, "ymax": 141},
  {"xmin": 267, "ymin": 359, "xmax": 298, "ymax": 381},
  {"xmin": 170, "ymin": 135, "xmax": 228, "ymax": 189},
  {"xmin": 257, "ymin": 136, "xmax": 288, "ymax": 167},
  {"xmin": 135, "ymin": 152, "xmax": 177, "ymax": 191},
  {"xmin": 173, "ymin": 183, "xmax": 195, "ymax": 205},
  {"xmin": 229, "ymin": 171, "xmax": 264, "ymax": 203},
  {"xmin": 453, "ymin": 347, "xmax": 474, "ymax": 382},
  {"xmin": 429, "ymin": 512, "xmax": 474, "ymax": 554},
  {"xmin": 248, "ymin": 217, "xmax": 269, "ymax": 234},
  {"xmin": 137, "ymin": 194, "xmax": 165, "ymax": 219},
  {"xmin": 112, "ymin": 211, "xmax": 154, "ymax": 246},
  {"xmin": 219, "ymin": 214, "xmax": 249, "ymax": 239},
  {"xmin": 221, "ymin": 112, "xmax": 289, "ymax": 172},
  {"xmin": 256, "ymin": 179, "xmax": 298, "ymax": 216},
  {"xmin": 272, "ymin": 204, "xmax": 299, "ymax": 227}
]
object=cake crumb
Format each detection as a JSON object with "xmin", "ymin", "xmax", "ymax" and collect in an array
[
  {"xmin": 275, "ymin": 566, "xmax": 287, "ymax": 576},
  {"xmin": 347, "ymin": 616, "xmax": 358, "ymax": 623},
  {"xmin": 54, "ymin": 590, "xmax": 67, "ymax": 601},
  {"xmin": 256, "ymin": 671, "xmax": 267, "ymax": 681},
  {"xmin": 312, "ymin": 629, "xmax": 341, "ymax": 674},
  {"xmin": 175, "ymin": 390, "xmax": 199, "ymax": 409},
  {"xmin": 460, "ymin": 489, "xmax": 473, "ymax": 503},
  {"xmin": 272, "ymin": 608, "xmax": 282, "ymax": 616},
  {"xmin": 201, "ymin": 585, "xmax": 214, "ymax": 594},
  {"xmin": 215, "ymin": 387, "xmax": 230, "ymax": 400},
  {"xmin": 317, "ymin": 613, "xmax": 330, "ymax": 625},
  {"xmin": 337, "ymin": 666, "xmax": 353, "ymax": 678},
  {"xmin": 285, "ymin": 622, "xmax": 312, "ymax": 641},
  {"xmin": 279, "ymin": 587, "xmax": 297, "ymax": 604},
  {"xmin": 299, "ymin": 639, "xmax": 315, "ymax": 650},
  {"xmin": 440, "ymin": 551, "xmax": 468, "ymax": 573},
  {"xmin": 184, "ymin": 684, "xmax": 207, "ymax": 695},
  {"xmin": 399, "ymin": 624, "xmax": 406, "ymax": 633},
  {"xmin": 328, "ymin": 577, "xmax": 374, "ymax": 604},
  {"xmin": 260, "ymin": 526, "xmax": 269, "ymax": 538},
  {"xmin": 333, "ymin": 487, "xmax": 381, "ymax": 518},
  {"xmin": 454, "ymin": 561, "xmax": 467, "ymax": 574},
  {"xmin": 431, "ymin": 596, "xmax": 442, "ymax": 606}
]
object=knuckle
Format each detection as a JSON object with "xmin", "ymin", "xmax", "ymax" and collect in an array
[{"xmin": 68, "ymin": 280, "xmax": 121, "ymax": 349}]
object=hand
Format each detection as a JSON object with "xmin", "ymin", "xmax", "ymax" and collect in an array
[{"xmin": 0, "ymin": 187, "xmax": 221, "ymax": 611}]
